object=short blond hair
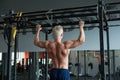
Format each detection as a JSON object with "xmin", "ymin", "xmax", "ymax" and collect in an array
[{"xmin": 52, "ymin": 25, "xmax": 63, "ymax": 39}]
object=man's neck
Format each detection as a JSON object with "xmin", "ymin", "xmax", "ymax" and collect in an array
[{"xmin": 54, "ymin": 37, "xmax": 62, "ymax": 43}]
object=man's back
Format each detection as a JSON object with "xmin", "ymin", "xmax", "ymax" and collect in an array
[
  {"xmin": 47, "ymin": 41, "xmax": 70, "ymax": 69},
  {"xmin": 34, "ymin": 21, "xmax": 85, "ymax": 80}
]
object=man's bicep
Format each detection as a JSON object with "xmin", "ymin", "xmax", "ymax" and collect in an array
[
  {"xmin": 65, "ymin": 40, "xmax": 79, "ymax": 49},
  {"xmin": 37, "ymin": 41, "xmax": 46, "ymax": 48}
]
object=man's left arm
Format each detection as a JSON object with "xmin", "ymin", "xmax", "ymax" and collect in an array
[{"xmin": 64, "ymin": 21, "xmax": 85, "ymax": 49}]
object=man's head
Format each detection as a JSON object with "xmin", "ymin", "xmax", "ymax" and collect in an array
[{"xmin": 52, "ymin": 25, "xmax": 63, "ymax": 39}]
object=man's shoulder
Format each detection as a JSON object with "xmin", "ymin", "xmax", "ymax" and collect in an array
[
  {"xmin": 63, "ymin": 40, "xmax": 73, "ymax": 44},
  {"xmin": 46, "ymin": 41, "xmax": 55, "ymax": 46}
]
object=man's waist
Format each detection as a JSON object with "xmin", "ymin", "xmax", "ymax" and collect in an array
[
  {"xmin": 51, "ymin": 68, "xmax": 69, "ymax": 71},
  {"xmin": 53, "ymin": 65, "xmax": 68, "ymax": 69}
]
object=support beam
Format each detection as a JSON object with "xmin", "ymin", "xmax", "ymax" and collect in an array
[
  {"xmin": 84, "ymin": 50, "xmax": 87, "ymax": 80},
  {"xmin": 2, "ymin": 53, "xmax": 8, "ymax": 80},
  {"xmin": 13, "ymin": 32, "xmax": 18, "ymax": 80},
  {"xmin": 103, "ymin": 2, "xmax": 111, "ymax": 80},
  {"xmin": 104, "ymin": 20, "xmax": 111, "ymax": 80},
  {"xmin": 98, "ymin": 0, "xmax": 105, "ymax": 80},
  {"xmin": 105, "ymin": 27, "xmax": 111, "ymax": 80},
  {"xmin": 0, "ymin": 2, "xmax": 120, "ymax": 29},
  {"xmin": 112, "ymin": 50, "xmax": 116, "ymax": 80},
  {"xmin": 45, "ymin": 31, "xmax": 49, "ymax": 80},
  {"xmin": 6, "ymin": 26, "xmax": 12, "ymax": 80},
  {"xmin": 77, "ymin": 51, "xmax": 80, "ymax": 80}
]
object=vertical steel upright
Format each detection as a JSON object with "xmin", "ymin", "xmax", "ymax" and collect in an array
[
  {"xmin": 84, "ymin": 51, "xmax": 87, "ymax": 80},
  {"xmin": 98, "ymin": 0, "xmax": 105, "ymax": 80},
  {"xmin": 45, "ymin": 31, "xmax": 48, "ymax": 80},
  {"xmin": 112, "ymin": 50, "xmax": 116, "ymax": 80},
  {"xmin": 103, "ymin": 2, "xmax": 111, "ymax": 79},
  {"xmin": 7, "ymin": 26, "xmax": 12, "ymax": 80},
  {"xmin": 105, "ymin": 26, "xmax": 111, "ymax": 80},
  {"xmin": 77, "ymin": 51, "xmax": 80, "ymax": 80},
  {"xmin": 2, "ymin": 53, "xmax": 8, "ymax": 80},
  {"xmin": 13, "ymin": 32, "xmax": 18, "ymax": 80}
]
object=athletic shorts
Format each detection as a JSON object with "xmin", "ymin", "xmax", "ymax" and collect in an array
[{"xmin": 50, "ymin": 68, "xmax": 70, "ymax": 80}]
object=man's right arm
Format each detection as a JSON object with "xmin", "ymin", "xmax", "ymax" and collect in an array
[
  {"xmin": 64, "ymin": 21, "xmax": 85, "ymax": 49},
  {"xmin": 34, "ymin": 24, "xmax": 46, "ymax": 48}
]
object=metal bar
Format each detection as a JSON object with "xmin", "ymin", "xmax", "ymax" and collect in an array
[
  {"xmin": 104, "ymin": 8, "xmax": 110, "ymax": 79},
  {"xmin": 84, "ymin": 50, "xmax": 87, "ymax": 80},
  {"xmin": 77, "ymin": 51, "xmax": 80, "ymax": 80},
  {"xmin": 13, "ymin": 33, "xmax": 18, "ymax": 80},
  {"xmin": 45, "ymin": 32, "xmax": 48, "ymax": 80},
  {"xmin": 27, "ymin": 13, "xmax": 97, "ymax": 21},
  {"xmin": 2, "ymin": 53, "xmax": 8, "ymax": 80},
  {"xmin": 36, "ymin": 52, "xmax": 39, "ymax": 80},
  {"xmin": 12, "ymin": 1, "xmax": 120, "ymax": 15},
  {"xmin": 23, "ymin": 8, "xmax": 97, "ymax": 18},
  {"xmin": 27, "ymin": 18, "xmax": 120, "ymax": 28},
  {"xmin": 106, "ymin": 1, "xmax": 120, "ymax": 6},
  {"xmin": 0, "ymin": 17, "xmax": 118, "ymax": 27},
  {"xmin": 103, "ymin": 3, "xmax": 111, "ymax": 80},
  {"xmin": 107, "ymin": 10, "xmax": 120, "ymax": 14},
  {"xmin": 0, "ymin": 17, "xmax": 120, "ymax": 31},
  {"xmin": 0, "ymin": 10, "xmax": 120, "ymax": 25},
  {"xmin": 105, "ymin": 27, "xmax": 111, "ymax": 80},
  {"xmin": 21, "ymin": 5, "xmax": 97, "ymax": 15},
  {"xmin": 7, "ymin": 26, "xmax": 12, "ymax": 80},
  {"xmin": 27, "ymin": 10, "xmax": 120, "ymax": 20},
  {"xmin": 22, "ymin": 9, "xmax": 120, "ymax": 19},
  {"xmin": 98, "ymin": 0, "xmax": 105, "ymax": 80},
  {"xmin": 108, "ymin": 17, "xmax": 120, "ymax": 21},
  {"xmin": 112, "ymin": 50, "xmax": 116, "ymax": 80}
]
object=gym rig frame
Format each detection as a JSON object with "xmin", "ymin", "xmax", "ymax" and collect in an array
[{"xmin": 0, "ymin": 0, "xmax": 120, "ymax": 80}]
